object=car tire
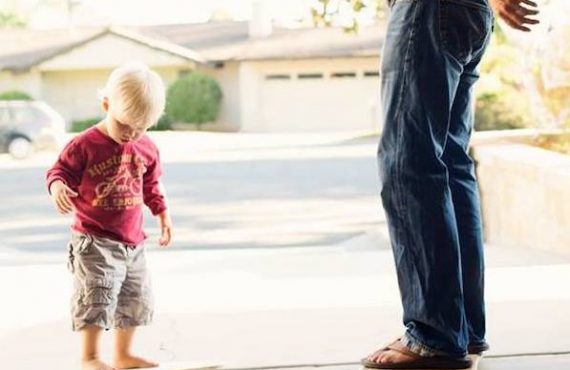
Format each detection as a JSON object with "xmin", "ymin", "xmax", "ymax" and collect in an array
[{"xmin": 8, "ymin": 136, "xmax": 34, "ymax": 159}]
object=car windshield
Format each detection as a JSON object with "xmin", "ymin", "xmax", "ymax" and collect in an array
[
  {"xmin": 12, "ymin": 106, "xmax": 44, "ymax": 125},
  {"xmin": 0, "ymin": 107, "xmax": 9, "ymax": 126}
]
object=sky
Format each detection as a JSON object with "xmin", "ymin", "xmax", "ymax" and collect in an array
[
  {"xmin": 0, "ymin": 0, "xmax": 566, "ymax": 33},
  {"xmin": 0, "ymin": 0, "xmax": 321, "ymax": 28}
]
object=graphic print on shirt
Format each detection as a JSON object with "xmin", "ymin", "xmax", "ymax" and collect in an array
[{"xmin": 88, "ymin": 153, "xmax": 147, "ymax": 210}]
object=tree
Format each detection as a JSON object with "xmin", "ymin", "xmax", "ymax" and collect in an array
[
  {"xmin": 534, "ymin": 25, "xmax": 570, "ymax": 128},
  {"xmin": 474, "ymin": 23, "xmax": 535, "ymax": 131},
  {"xmin": 0, "ymin": 12, "xmax": 26, "ymax": 28},
  {"xmin": 311, "ymin": 0, "xmax": 386, "ymax": 33}
]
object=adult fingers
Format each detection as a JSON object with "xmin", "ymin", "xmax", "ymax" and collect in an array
[
  {"xmin": 504, "ymin": 1, "xmax": 540, "ymax": 27},
  {"xmin": 498, "ymin": 9, "xmax": 532, "ymax": 31},
  {"xmin": 519, "ymin": 0, "xmax": 538, "ymax": 8}
]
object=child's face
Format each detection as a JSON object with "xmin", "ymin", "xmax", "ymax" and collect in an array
[{"xmin": 102, "ymin": 98, "xmax": 150, "ymax": 144}]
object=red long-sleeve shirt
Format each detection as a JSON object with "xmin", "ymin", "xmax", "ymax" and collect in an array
[{"xmin": 46, "ymin": 126, "xmax": 167, "ymax": 245}]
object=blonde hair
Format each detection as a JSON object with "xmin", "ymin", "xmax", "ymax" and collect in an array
[{"xmin": 100, "ymin": 62, "xmax": 166, "ymax": 128}]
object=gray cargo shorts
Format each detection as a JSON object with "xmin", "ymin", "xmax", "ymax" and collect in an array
[{"xmin": 67, "ymin": 231, "xmax": 153, "ymax": 331}]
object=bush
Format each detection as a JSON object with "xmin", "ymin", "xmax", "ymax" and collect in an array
[
  {"xmin": 533, "ymin": 134, "xmax": 570, "ymax": 155},
  {"xmin": 474, "ymin": 24, "xmax": 535, "ymax": 131},
  {"xmin": 71, "ymin": 117, "xmax": 101, "ymax": 132},
  {"xmin": 166, "ymin": 73, "xmax": 223, "ymax": 129},
  {"xmin": 474, "ymin": 92, "xmax": 529, "ymax": 131},
  {"xmin": 0, "ymin": 91, "xmax": 33, "ymax": 100},
  {"xmin": 149, "ymin": 114, "xmax": 174, "ymax": 131}
]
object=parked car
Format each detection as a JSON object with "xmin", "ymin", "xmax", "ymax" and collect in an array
[{"xmin": 0, "ymin": 100, "xmax": 66, "ymax": 159}]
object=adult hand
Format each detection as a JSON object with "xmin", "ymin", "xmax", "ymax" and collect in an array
[{"xmin": 489, "ymin": 0, "xmax": 540, "ymax": 32}]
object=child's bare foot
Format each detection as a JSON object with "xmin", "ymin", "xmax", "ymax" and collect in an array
[
  {"xmin": 82, "ymin": 358, "xmax": 116, "ymax": 370},
  {"xmin": 113, "ymin": 355, "xmax": 158, "ymax": 369}
]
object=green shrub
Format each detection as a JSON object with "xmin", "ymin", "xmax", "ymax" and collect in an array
[
  {"xmin": 533, "ymin": 134, "xmax": 570, "ymax": 155},
  {"xmin": 73, "ymin": 115, "xmax": 174, "ymax": 133},
  {"xmin": 0, "ymin": 91, "xmax": 33, "ymax": 100},
  {"xmin": 474, "ymin": 92, "xmax": 530, "ymax": 131},
  {"xmin": 166, "ymin": 73, "xmax": 223, "ymax": 129},
  {"xmin": 0, "ymin": 12, "xmax": 26, "ymax": 28},
  {"xmin": 71, "ymin": 117, "xmax": 101, "ymax": 132},
  {"xmin": 149, "ymin": 114, "xmax": 174, "ymax": 131}
]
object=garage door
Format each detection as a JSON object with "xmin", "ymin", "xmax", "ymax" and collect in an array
[{"xmin": 259, "ymin": 71, "xmax": 380, "ymax": 132}]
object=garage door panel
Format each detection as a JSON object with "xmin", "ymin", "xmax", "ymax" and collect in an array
[{"xmin": 260, "ymin": 78, "xmax": 379, "ymax": 132}]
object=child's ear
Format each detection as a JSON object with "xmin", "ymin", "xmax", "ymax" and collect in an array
[{"xmin": 101, "ymin": 97, "xmax": 109, "ymax": 113}]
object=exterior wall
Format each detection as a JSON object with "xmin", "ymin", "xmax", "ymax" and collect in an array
[
  {"xmin": 2, "ymin": 51, "xmax": 381, "ymax": 133},
  {"xmin": 239, "ymin": 57, "xmax": 381, "ymax": 132},
  {"xmin": 2, "ymin": 33, "xmax": 196, "ymax": 126},
  {"xmin": 41, "ymin": 66, "xmax": 184, "ymax": 125},
  {"xmin": 39, "ymin": 33, "xmax": 195, "ymax": 71},
  {"xmin": 0, "ymin": 69, "xmax": 42, "ymax": 99},
  {"xmin": 474, "ymin": 142, "xmax": 570, "ymax": 255},
  {"xmin": 198, "ymin": 62, "xmax": 241, "ymax": 132}
]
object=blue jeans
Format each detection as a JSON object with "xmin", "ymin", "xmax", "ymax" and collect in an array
[{"xmin": 379, "ymin": 0, "xmax": 494, "ymax": 357}]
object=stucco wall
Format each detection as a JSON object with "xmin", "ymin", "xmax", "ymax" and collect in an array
[
  {"xmin": 474, "ymin": 142, "xmax": 570, "ymax": 255},
  {"xmin": 0, "ymin": 69, "xmax": 42, "ymax": 99},
  {"xmin": 41, "ymin": 66, "xmax": 184, "ymax": 124},
  {"xmin": 199, "ymin": 62, "xmax": 241, "ymax": 132}
]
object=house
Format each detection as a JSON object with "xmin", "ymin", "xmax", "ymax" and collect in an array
[{"xmin": 0, "ymin": 17, "xmax": 383, "ymax": 132}]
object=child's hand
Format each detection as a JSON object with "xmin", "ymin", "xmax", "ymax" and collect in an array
[
  {"xmin": 157, "ymin": 211, "xmax": 172, "ymax": 247},
  {"xmin": 49, "ymin": 180, "xmax": 78, "ymax": 214}
]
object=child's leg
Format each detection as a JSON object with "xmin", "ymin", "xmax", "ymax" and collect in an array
[
  {"xmin": 112, "ymin": 244, "xmax": 156, "ymax": 369},
  {"xmin": 68, "ymin": 232, "xmax": 127, "ymax": 370},
  {"xmin": 113, "ymin": 326, "xmax": 158, "ymax": 369},
  {"xmin": 81, "ymin": 325, "xmax": 115, "ymax": 370}
]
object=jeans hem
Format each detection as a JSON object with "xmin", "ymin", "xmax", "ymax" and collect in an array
[{"xmin": 402, "ymin": 332, "xmax": 466, "ymax": 358}]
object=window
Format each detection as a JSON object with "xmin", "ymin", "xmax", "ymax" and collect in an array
[
  {"xmin": 331, "ymin": 72, "xmax": 357, "ymax": 78},
  {"xmin": 364, "ymin": 71, "xmax": 380, "ymax": 77},
  {"xmin": 298, "ymin": 73, "xmax": 324, "ymax": 79},
  {"xmin": 265, "ymin": 74, "xmax": 291, "ymax": 80}
]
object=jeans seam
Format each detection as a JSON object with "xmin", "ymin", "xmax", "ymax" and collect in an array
[
  {"xmin": 393, "ymin": 2, "xmax": 419, "ymax": 127},
  {"xmin": 393, "ymin": 0, "xmax": 420, "ymax": 221}
]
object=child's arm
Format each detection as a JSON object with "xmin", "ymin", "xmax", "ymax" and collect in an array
[
  {"xmin": 46, "ymin": 140, "xmax": 84, "ymax": 214},
  {"xmin": 49, "ymin": 180, "xmax": 78, "ymax": 214},
  {"xmin": 143, "ymin": 152, "xmax": 171, "ymax": 247},
  {"xmin": 157, "ymin": 208, "xmax": 172, "ymax": 247}
]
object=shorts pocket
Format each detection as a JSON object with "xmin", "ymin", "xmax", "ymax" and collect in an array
[
  {"xmin": 72, "ymin": 233, "xmax": 93, "ymax": 254},
  {"xmin": 66, "ymin": 241, "xmax": 75, "ymax": 273},
  {"xmin": 82, "ymin": 278, "xmax": 114, "ymax": 305},
  {"xmin": 67, "ymin": 234, "xmax": 94, "ymax": 273}
]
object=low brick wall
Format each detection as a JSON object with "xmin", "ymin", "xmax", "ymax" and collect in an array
[{"xmin": 473, "ymin": 142, "xmax": 570, "ymax": 254}]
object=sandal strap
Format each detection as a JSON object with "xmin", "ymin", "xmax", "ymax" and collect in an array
[{"xmin": 386, "ymin": 340, "xmax": 423, "ymax": 360}]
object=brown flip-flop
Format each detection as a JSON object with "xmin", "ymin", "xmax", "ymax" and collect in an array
[
  {"xmin": 361, "ymin": 339, "xmax": 473, "ymax": 369},
  {"xmin": 468, "ymin": 341, "xmax": 490, "ymax": 355}
]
